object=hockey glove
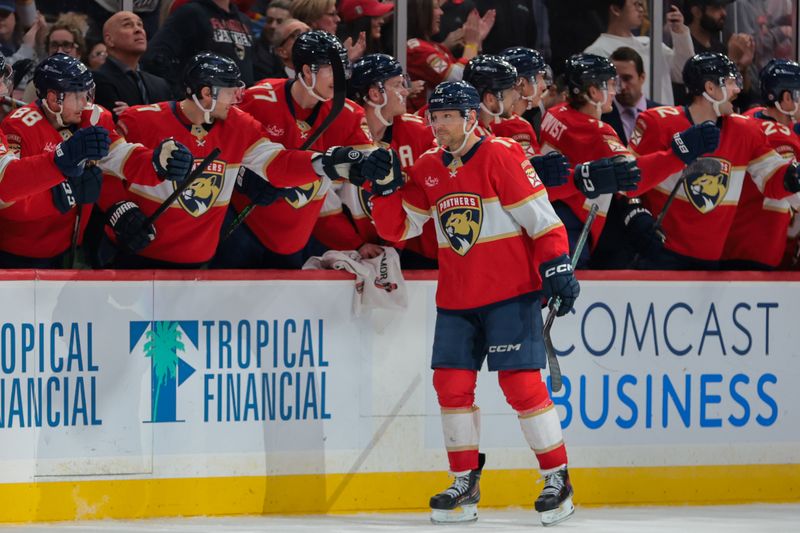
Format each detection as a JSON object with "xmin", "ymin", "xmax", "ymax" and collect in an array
[
  {"xmin": 539, "ymin": 254, "xmax": 580, "ymax": 317},
  {"xmin": 153, "ymin": 139, "xmax": 193, "ymax": 182},
  {"xmin": 107, "ymin": 201, "xmax": 156, "ymax": 254},
  {"xmin": 54, "ymin": 125, "xmax": 111, "ymax": 178},
  {"xmin": 784, "ymin": 161, "xmax": 800, "ymax": 194},
  {"xmin": 51, "ymin": 180, "xmax": 77, "ymax": 214},
  {"xmin": 312, "ymin": 146, "xmax": 364, "ymax": 181},
  {"xmin": 574, "ymin": 156, "xmax": 640, "ymax": 199},
  {"xmin": 531, "ymin": 152, "xmax": 570, "ymax": 187},
  {"xmin": 620, "ymin": 198, "xmax": 665, "ymax": 257},
  {"xmin": 671, "ymin": 121, "xmax": 720, "ymax": 165},
  {"xmin": 235, "ymin": 167, "xmax": 290, "ymax": 206},
  {"xmin": 794, "ymin": 122, "xmax": 800, "ymax": 136},
  {"xmin": 360, "ymin": 148, "xmax": 403, "ymax": 196}
]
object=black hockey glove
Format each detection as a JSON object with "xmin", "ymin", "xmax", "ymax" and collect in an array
[
  {"xmin": 54, "ymin": 125, "xmax": 111, "ymax": 178},
  {"xmin": 360, "ymin": 148, "xmax": 403, "ymax": 196},
  {"xmin": 620, "ymin": 198, "xmax": 665, "ymax": 257},
  {"xmin": 152, "ymin": 139, "xmax": 193, "ymax": 182},
  {"xmin": 530, "ymin": 151, "xmax": 570, "ymax": 187},
  {"xmin": 539, "ymin": 254, "xmax": 580, "ymax": 317},
  {"xmin": 235, "ymin": 167, "xmax": 291, "ymax": 206},
  {"xmin": 107, "ymin": 201, "xmax": 156, "ymax": 254},
  {"xmin": 784, "ymin": 161, "xmax": 800, "ymax": 194},
  {"xmin": 793, "ymin": 122, "xmax": 800, "ymax": 136},
  {"xmin": 52, "ymin": 165, "xmax": 104, "ymax": 213},
  {"xmin": 313, "ymin": 146, "xmax": 364, "ymax": 181},
  {"xmin": 671, "ymin": 121, "xmax": 720, "ymax": 165},
  {"xmin": 574, "ymin": 156, "xmax": 640, "ymax": 199}
]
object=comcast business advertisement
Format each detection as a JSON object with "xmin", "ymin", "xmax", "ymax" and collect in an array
[{"xmin": 0, "ymin": 276, "xmax": 797, "ymax": 482}]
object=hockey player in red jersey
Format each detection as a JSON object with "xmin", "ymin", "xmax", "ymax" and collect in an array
[
  {"xmin": 540, "ymin": 53, "xmax": 719, "ymax": 266},
  {"xmin": 722, "ymin": 59, "xmax": 800, "ymax": 269},
  {"xmin": 368, "ymin": 81, "xmax": 577, "ymax": 527},
  {"xmin": 217, "ymin": 31, "xmax": 388, "ymax": 268},
  {"xmin": 462, "ymin": 54, "xmax": 570, "ymax": 190},
  {"xmin": 502, "ymin": 46, "xmax": 552, "ymax": 132},
  {"xmin": 107, "ymin": 50, "xmax": 380, "ymax": 268},
  {"xmin": 346, "ymin": 52, "xmax": 439, "ymax": 268},
  {"xmin": 629, "ymin": 52, "xmax": 800, "ymax": 269},
  {"xmin": 0, "ymin": 53, "xmax": 193, "ymax": 268}
]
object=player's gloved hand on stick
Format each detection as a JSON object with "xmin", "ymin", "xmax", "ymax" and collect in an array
[
  {"xmin": 235, "ymin": 167, "xmax": 291, "ymax": 206},
  {"xmin": 620, "ymin": 199, "xmax": 665, "ymax": 257},
  {"xmin": 360, "ymin": 148, "xmax": 403, "ymax": 196},
  {"xmin": 530, "ymin": 152, "xmax": 569, "ymax": 187},
  {"xmin": 312, "ymin": 146, "xmax": 364, "ymax": 181},
  {"xmin": 107, "ymin": 201, "xmax": 156, "ymax": 254},
  {"xmin": 54, "ymin": 125, "xmax": 111, "ymax": 178},
  {"xmin": 152, "ymin": 138, "xmax": 193, "ymax": 182},
  {"xmin": 574, "ymin": 156, "xmax": 640, "ymax": 199},
  {"xmin": 539, "ymin": 254, "xmax": 580, "ymax": 317},
  {"xmin": 671, "ymin": 121, "xmax": 720, "ymax": 165},
  {"xmin": 784, "ymin": 161, "xmax": 800, "ymax": 193}
]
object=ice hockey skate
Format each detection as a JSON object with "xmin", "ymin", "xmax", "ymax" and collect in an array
[
  {"xmin": 429, "ymin": 453, "xmax": 486, "ymax": 524},
  {"xmin": 535, "ymin": 466, "xmax": 574, "ymax": 526}
]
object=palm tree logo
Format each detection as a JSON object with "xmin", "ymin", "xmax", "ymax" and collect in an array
[
  {"xmin": 144, "ymin": 321, "xmax": 185, "ymax": 422},
  {"xmin": 130, "ymin": 320, "xmax": 198, "ymax": 423}
]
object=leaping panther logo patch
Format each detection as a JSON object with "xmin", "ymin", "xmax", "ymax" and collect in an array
[
  {"xmin": 437, "ymin": 193, "xmax": 483, "ymax": 256},
  {"xmin": 683, "ymin": 158, "xmax": 731, "ymax": 214},
  {"xmin": 177, "ymin": 159, "xmax": 225, "ymax": 217},
  {"xmin": 283, "ymin": 180, "xmax": 322, "ymax": 209},
  {"xmin": 358, "ymin": 187, "xmax": 374, "ymax": 220}
]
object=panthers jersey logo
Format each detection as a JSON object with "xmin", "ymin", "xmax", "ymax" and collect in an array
[
  {"xmin": 283, "ymin": 180, "xmax": 322, "ymax": 209},
  {"xmin": 358, "ymin": 187, "xmax": 374, "ymax": 220},
  {"xmin": 437, "ymin": 193, "xmax": 483, "ymax": 256},
  {"xmin": 683, "ymin": 158, "xmax": 731, "ymax": 214},
  {"xmin": 177, "ymin": 159, "xmax": 225, "ymax": 217}
]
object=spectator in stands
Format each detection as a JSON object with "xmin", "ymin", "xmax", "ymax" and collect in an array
[
  {"xmin": 85, "ymin": 1, "xmax": 163, "ymax": 43},
  {"xmin": 270, "ymin": 17, "xmax": 308, "ymax": 78},
  {"xmin": 585, "ymin": 1, "xmax": 693, "ymax": 105},
  {"xmin": 83, "ymin": 38, "xmax": 107, "ymax": 70},
  {"xmin": 291, "ymin": 0, "xmax": 365, "ymax": 60},
  {"xmin": 338, "ymin": 0, "xmax": 393, "ymax": 56},
  {"xmin": 0, "ymin": 5, "xmax": 43, "ymax": 69},
  {"xmin": 253, "ymin": 0, "xmax": 291, "ymax": 80},
  {"xmin": 144, "ymin": 0, "xmax": 255, "ymax": 95},
  {"xmin": 93, "ymin": 11, "xmax": 171, "ymax": 119},
  {"xmin": 601, "ymin": 46, "xmax": 660, "ymax": 145},
  {"xmin": 46, "ymin": 14, "xmax": 86, "ymax": 59},
  {"xmin": 405, "ymin": 0, "xmax": 492, "ymax": 111}
]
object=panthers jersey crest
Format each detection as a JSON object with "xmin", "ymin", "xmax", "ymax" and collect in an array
[
  {"xmin": 358, "ymin": 187, "xmax": 374, "ymax": 220},
  {"xmin": 437, "ymin": 193, "xmax": 483, "ymax": 256},
  {"xmin": 283, "ymin": 180, "xmax": 322, "ymax": 209},
  {"xmin": 177, "ymin": 159, "xmax": 225, "ymax": 217},
  {"xmin": 683, "ymin": 158, "xmax": 731, "ymax": 214}
]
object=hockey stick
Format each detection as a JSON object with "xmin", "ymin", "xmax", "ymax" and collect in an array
[
  {"xmin": 543, "ymin": 203, "xmax": 599, "ymax": 393},
  {"xmin": 142, "ymin": 147, "xmax": 221, "ymax": 228},
  {"xmin": 629, "ymin": 158, "xmax": 722, "ymax": 267},
  {"xmin": 0, "ymin": 95, "xmax": 25, "ymax": 108},
  {"xmin": 221, "ymin": 46, "xmax": 347, "ymax": 241}
]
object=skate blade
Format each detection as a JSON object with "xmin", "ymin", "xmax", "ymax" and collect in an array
[
  {"xmin": 430, "ymin": 504, "xmax": 478, "ymax": 524},
  {"xmin": 540, "ymin": 496, "xmax": 574, "ymax": 527}
]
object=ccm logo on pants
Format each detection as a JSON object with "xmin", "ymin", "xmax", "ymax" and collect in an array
[{"xmin": 488, "ymin": 344, "xmax": 522, "ymax": 353}]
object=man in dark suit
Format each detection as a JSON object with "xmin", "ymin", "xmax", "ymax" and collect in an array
[
  {"xmin": 601, "ymin": 46, "xmax": 660, "ymax": 145},
  {"xmin": 93, "ymin": 11, "xmax": 172, "ymax": 120}
]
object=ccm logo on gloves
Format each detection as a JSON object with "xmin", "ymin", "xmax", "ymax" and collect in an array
[
  {"xmin": 672, "ymin": 132, "xmax": 689, "ymax": 154},
  {"xmin": 488, "ymin": 344, "xmax": 521, "ymax": 353},
  {"xmin": 578, "ymin": 163, "xmax": 595, "ymax": 192},
  {"xmin": 544, "ymin": 263, "xmax": 574, "ymax": 277}
]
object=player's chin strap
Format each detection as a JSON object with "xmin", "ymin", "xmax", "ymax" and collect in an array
[
  {"xmin": 702, "ymin": 85, "xmax": 728, "ymax": 117},
  {"xmin": 191, "ymin": 87, "xmax": 218, "ymax": 123},
  {"xmin": 587, "ymin": 86, "xmax": 609, "ymax": 116},
  {"xmin": 480, "ymin": 92, "xmax": 505, "ymax": 118},
  {"xmin": 41, "ymin": 95, "xmax": 67, "ymax": 128},
  {"xmin": 521, "ymin": 79, "xmax": 539, "ymax": 111},
  {"xmin": 775, "ymin": 99, "xmax": 799, "ymax": 119},
  {"xmin": 367, "ymin": 83, "xmax": 393, "ymax": 127},
  {"xmin": 299, "ymin": 69, "xmax": 331, "ymax": 102},
  {"xmin": 441, "ymin": 115, "xmax": 478, "ymax": 155}
]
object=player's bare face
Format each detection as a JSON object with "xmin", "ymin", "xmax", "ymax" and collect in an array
[
  {"xmin": 60, "ymin": 91, "xmax": 92, "ymax": 124},
  {"xmin": 429, "ymin": 110, "xmax": 468, "ymax": 149},
  {"xmin": 497, "ymin": 87, "xmax": 520, "ymax": 118},
  {"xmin": 709, "ymin": 77, "xmax": 741, "ymax": 115},
  {"xmin": 314, "ymin": 65, "xmax": 335, "ymax": 100},
  {"xmin": 383, "ymin": 75, "xmax": 410, "ymax": 116},
  {"xmin": 211, "ymin": 86, "xmax": 244, "ymax": 120}
]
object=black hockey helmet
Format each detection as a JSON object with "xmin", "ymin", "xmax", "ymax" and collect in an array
[
  {"xmin": 350, "ymin": 53, "xmax": 404, "ymax": 98},
  {"xmin": 463, "ymin": 55, "xmax": 518, "ymax": 98},
  {"xmin": 183, "ymin": 51, "xmax": 244, "ymax": 97},
  {"xmin": 564, "ymin": 53, "xmax": 617, "ymax": 96},
  {"xmin": 292, "ymin": 30, "xmax": 349, "ymax": 76},
  {"xmin": 682, "ymin": 52, "xmax": 741, "ymax": 97},
  {"xmin": 501, "ymin": 47, "xmax": 548, "ymax": 81},
  {"xmin": 760, "ymin": 58, "xmax": 800, "ymax": 105},
  {"xmin": 34, "ymin": 53, "xmax": 94, "ymax": 100},
  {"xmin": 428, "ymin": 81, "xmax": 480, "ymax": 115}
]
